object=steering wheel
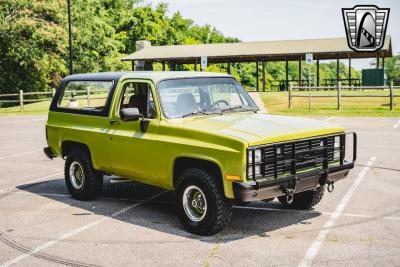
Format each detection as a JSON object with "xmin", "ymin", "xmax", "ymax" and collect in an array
[{"xmin": 211, "ymin": 100, "xmax": 229, "ymax": 109}]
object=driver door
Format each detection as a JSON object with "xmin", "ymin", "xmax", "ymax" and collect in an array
[{"xmin": 107, "ymin": 80, "xmax": 159, "ymax": 184}]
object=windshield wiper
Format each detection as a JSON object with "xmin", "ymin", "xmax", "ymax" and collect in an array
[
  {"xmin": 181, "ymin": 109, "xmax": 208, "ymax": 118},
  {"xmin": 220, "ymin": 105, "xmax": 258, "ymax": 113}
]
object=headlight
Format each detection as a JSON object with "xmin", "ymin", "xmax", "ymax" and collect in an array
[
  {"xmin": 334, "ymin": 135, "xmax": 342, "ymax": 160},
  {"xmin": 334, "ymin": 136, "xmax": 341, "ymax": 148},
  {"xmin": 248, "ymin": 165, "xmax": 261, "ymax": 178},
  {"xmin": 248, "ymin": 149, "xmax": 262, "ymax": 164}
]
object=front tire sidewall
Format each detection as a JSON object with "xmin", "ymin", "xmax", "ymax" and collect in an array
[{"xmin": 177, "ymin": 177, "xmax": 219, "ymax": 234}]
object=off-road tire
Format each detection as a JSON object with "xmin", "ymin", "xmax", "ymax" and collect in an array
[
  {"xmin": 278, "ymin": 186, "xmax": 325, "ymax": 209},
  {"xmin": 176, "ymin": 168, "xmax": 232, "ymax": 235},
  {"xmin": 65, "ymin": 149, "xmax": 103, "ymax": 200}
]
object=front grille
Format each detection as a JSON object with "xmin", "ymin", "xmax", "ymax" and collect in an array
[{"xmin": 247, "ymin": 134, "xmax": 346, "ymax": 181}]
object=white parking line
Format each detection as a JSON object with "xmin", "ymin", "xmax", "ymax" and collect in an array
[
  {"xmin": 394, "ymin": 119, "xmax": 400, "ymax": 129},
  {"xmin": 0, "ymin": 172, "xmax": 64, "ymax": 196},
  {"xmin": 298, "ymin": 156, "xmax": 376, "ymax": 267},
  {"xmin": 0, "ymin": 149, "xmax": 42, "ymax": 160},
  {"xmin": 323, "ymin": 117, "xmax": 335, "ymax": 122},
  {"xmin": 0, "ymin": 190, "xmax": 167, "ymax": 267},
  {"xmin": 234, "ymin": 205, "xmax": 400, "ymax": 221}
]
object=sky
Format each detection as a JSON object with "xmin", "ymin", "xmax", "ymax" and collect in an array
[{"xmin": 148, "ymin": 0, "xmax": 399, "ymax": 70}]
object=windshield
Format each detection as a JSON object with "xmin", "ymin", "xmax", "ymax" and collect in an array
[{"xmin": 157, "ymin": 77, "xmax": 258, "ymax": 118}]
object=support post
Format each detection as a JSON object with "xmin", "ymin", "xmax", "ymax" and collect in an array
[
  {"xmin": 86, "ymin": 87, "xmax": 90, "ymax": 107},
  {"xmin": 131, "ymin": 61, "xmax": 135, "ymax": 71},
  {"xmin": 337, "ymin": 81, "xmax": 342, "ymax": 111},
  {"xmin": 289, "ymin": 83, "xmax": 292, "ymax": 108},
  {"xmin": 19, "ymin": 90, "xmax": 24, "ymax": 112},
  {"xmin": 67, "ymin": 0, "xmax": 73, "ymax": 75},
  {"xmin": 262, "ymin": 61, "xmax": 266, "ymax": 91},
  {"xmin": 308, "ymin": 62, "xmax": 311, "ymax": 112},
  {"xmin": 348, "ymin": 58, "xmax": 352, "ymax": 86},
  {"xmin": 285, "ymin": 60, "xmax": 289, "ymax": 91},
  {"xmin": 256, "ymin": 61, "xmax": 259, "ymax": 91},
  {"xmin": 336, "ymin": 58, "xmax": 340, "ymax": 85},
  {"xmin": 382, "ymin": 57, "xmax": 385, "ymax": 70},
  {"xmin": 390, "ymin": 81, "xmax": 394, "ymax": 111},
  {"xmin": 298, "ymin": 59, "xmax": 302, "ymax": 86},
  {"xmin": 162, "ymin": 61, "xmax": 166, "ymax": 71},
  {"xmin": 317, "ymin": 59, "xmax": 320, "ymax": 87},
  {"xmin": 227, "ymin": 62, "xmax": 231, "ymax": 74},
  {"xmin": 376, "ymin": 53, "xmax": 380, "ymax": 69}
]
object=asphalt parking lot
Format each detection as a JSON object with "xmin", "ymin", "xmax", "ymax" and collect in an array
[{"xmin": 0, "ymin": 115, "xmax": 399, "ymax": 267}]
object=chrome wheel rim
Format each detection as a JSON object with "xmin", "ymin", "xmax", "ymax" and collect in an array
[
  {"xmin": 182, "ymin": 185, "xmax": 207, "ymax": 222},
  {"xmin": 69, "ymin": 161, "xmax": 85, "ymax": 190}
]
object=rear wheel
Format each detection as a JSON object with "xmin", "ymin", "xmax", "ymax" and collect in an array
[
  {"xmin": 176, "ymin": 168, "xmax": 232, "ymax": 235},
  {"xmin": 65, "ymin": 149, "xmax": 103, "ymax": 200},
  {"xmin": 278, "ymin": 186, "xmax": 325, "ymax": 209}
]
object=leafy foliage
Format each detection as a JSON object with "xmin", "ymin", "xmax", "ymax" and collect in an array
[
  {"xmin": 385, "ymin": 55, "xmax": 400, "ymax": 85},
  {"xmin": 0, "ymin": 0, "xmax": 67, "ymax": 93},
  {"xmin": 1, "ymin": 0, "xmax": 397, "ymax": 97}
]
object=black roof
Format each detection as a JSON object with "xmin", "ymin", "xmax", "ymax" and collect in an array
[{"xmin": 62, "ymin": 72, "xmax": 132, "ymax": 82}]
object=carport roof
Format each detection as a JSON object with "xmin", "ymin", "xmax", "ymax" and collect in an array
[{"xmin": 122, "ymin": 36, "xmax": 392, "ymax": 63}]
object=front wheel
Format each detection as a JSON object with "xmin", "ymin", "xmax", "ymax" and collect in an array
[
  {"xmin": 278, "ymin": 186, "xmax": 325, "ymax": 209},
  {"xmin": 176, "ymin": 168, "xmax": 232, "ymax": 235}
]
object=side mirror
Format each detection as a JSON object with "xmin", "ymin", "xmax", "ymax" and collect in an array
[{"xmin": 120, "ymin": 108, "xmax": 143, "ymax": 121}]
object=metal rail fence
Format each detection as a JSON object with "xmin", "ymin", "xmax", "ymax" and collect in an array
[{"xmin": 288, "ymin": 82, "xmax": 400, "ymax": 111}]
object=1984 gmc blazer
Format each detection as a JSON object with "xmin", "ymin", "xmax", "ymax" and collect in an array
[{"xmin": 44, "ymin": 71, "xmax": 356, "ymax": 235}]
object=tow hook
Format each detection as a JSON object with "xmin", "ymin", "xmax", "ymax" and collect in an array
[
  {"xmin": 285, "ymin": 188, "xmax": 295, "ymax": 204},
  {"xmin": 327, "ymin": 180, "xmax": 335, "ymax": 193}
]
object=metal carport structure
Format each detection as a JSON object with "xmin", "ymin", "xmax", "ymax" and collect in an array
[{"xmin": 122, "ymin": 36, "xmax": 393, "ymax": 91}]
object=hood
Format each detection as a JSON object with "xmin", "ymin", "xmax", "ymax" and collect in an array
[{"xmin": 172, "ymin": 113, "xmax": 344, "ymax": 146}]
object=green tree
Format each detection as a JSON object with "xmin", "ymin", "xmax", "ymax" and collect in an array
[
  {"xmin": 71, "ymin": 0, "xmax": 126, "ymax": 73},
  {"xmin": 0, "ymin": 0, "xmax": 68, "ymax": 93},
  {"xmin": 385, "ymin": 55, "xmax": 400, "ymax": 85}
]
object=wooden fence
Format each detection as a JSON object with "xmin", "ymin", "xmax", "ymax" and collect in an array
[
  {"xmin": 288, "ymin": 82, "xmax": 400, "ymax": 111},
  {"xmin": 0, "ymin": 88, "xmax": 109, "ymax": 112},
  {"xmin": 0, "ymin": 89, "xmax": 56, "ymax": 112},
  {"xmin": 1, "ymin": 84, "xmax": 400, "ymax": 112}
]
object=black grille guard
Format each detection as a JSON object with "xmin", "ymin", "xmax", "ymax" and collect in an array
[{"xmin": 246, "ymin": 132, "xmax": 357, "ymax": 188}]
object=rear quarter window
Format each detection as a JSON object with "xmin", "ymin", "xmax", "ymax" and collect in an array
[{"xmin": 58, "ymin": 81, "xmax": 113, "ymax": 111}]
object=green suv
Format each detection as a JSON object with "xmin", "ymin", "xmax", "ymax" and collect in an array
[{"xmin": 44, "ymin": 71, "xmax": 356, "ymax": 235}]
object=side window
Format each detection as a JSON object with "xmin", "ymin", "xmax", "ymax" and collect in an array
[
  {"xmin": 120, "ymin": 82, "xmax": 156, "ymax": 119},
  {"xmin": 59, "ymin": 81, "xmax": 113, "ymax": 111}
]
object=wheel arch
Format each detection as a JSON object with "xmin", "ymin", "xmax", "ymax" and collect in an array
[
  {"xmin": 61, "ymin": 141, "xmax": 91, "ymax": 159},
  {"xmin": 173, "ymin": 156, "xmax": 223, "ymax": 188}
]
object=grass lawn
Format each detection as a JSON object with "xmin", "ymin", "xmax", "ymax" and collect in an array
[
  {"xmin": 259, "ymin": 89, "xmax": 400, "ymax": 117},
  {"xmin": 0, "ymin": 100, "xmax": 51, "ymax": 115}
]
